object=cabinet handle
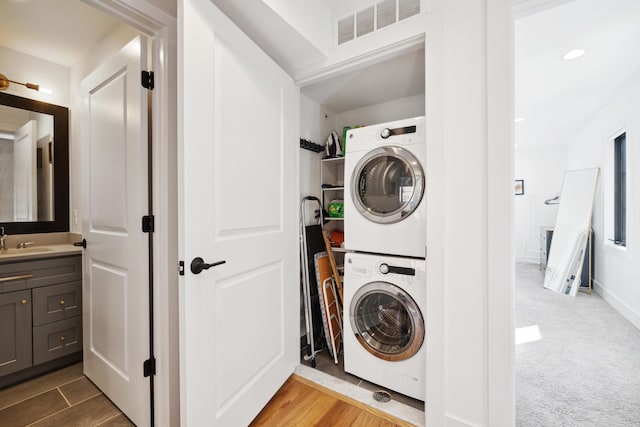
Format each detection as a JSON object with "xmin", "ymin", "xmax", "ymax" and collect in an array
[
  {"xmin": 60, "ymin": 336, "xmax": 66, "ymax": 342},
  {"xmin": 21, "ymin": 299, "xmax": 28, "ymax": 305},
  {"xmin": 60, "ymin": 300, "xmax": 65, "ymax": 305},
  {"xmin": 0, "ymin": 274, "xmax": 34, "ymax": 283}
]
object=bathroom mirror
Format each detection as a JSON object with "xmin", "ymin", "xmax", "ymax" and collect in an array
[{"xmin": 0, "ymin": 92, "xmax": 69, "ymax": 233}]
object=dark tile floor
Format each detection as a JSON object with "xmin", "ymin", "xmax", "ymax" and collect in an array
[
  {"xmin": 300, "ymin": 347, "xmax": 425, "ymax": 412},
  {"xmin": 0, "ymin": 363, "xmax": 134, "ymax": 427}
]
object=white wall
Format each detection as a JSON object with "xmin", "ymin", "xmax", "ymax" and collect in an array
[
  {"xmin": 69, "ymin": 24, "xmax": 140, "ymax": 234},
  {"xmin": 567, "ymin": 70, "xmax": 640, "ymax": 328},
  {"xmin": 299, "ymin": 94, "xmax": 336, "ymax": 205},
  {"xmin": 514, "ymin": 145, "xmax": 567, "ymax": 263},
  {"xmin": 262, "ymin": 0, "xmax": 331, "ymax": 53},
  {"xmin": 334, "ymin": 93, "xmax": 425, "ymax": 131},
  {"xmin": 0, "ymin": 48, "xmax": 67, "ymax": 223},
  {"xmin": 0, "ymin": 45, "xmax": 70, "ymax": 107}
]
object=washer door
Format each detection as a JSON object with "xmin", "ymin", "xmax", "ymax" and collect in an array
[
  {"xmin": 350, "ymin": 281, "xmax": 424, "ymax": 361},
  {"xmin": 351, "ymin": 146, "xmax": 424, "ymax": 224}
]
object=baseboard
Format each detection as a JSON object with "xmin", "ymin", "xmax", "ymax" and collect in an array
[{"xmin": 592, "ymin": 279, "xmax": 640, "ymax": 330}]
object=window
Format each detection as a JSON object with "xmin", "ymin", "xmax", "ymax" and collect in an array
[{"xmin": 613, "ymin": 132, "xmax": 626, "ymax": 246}]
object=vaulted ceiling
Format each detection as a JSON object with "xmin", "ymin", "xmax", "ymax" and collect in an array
[{"xmin": 515, "ymin": 0, "xmax": 640, "ymax": 147}]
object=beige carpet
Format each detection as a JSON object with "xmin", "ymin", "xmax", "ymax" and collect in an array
[{"xmin": 516, "ymin": 263, "xmax": 640, "ymax": 426}]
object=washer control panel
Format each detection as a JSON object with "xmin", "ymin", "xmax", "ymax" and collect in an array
[{"xmin": 379, "ymin": 262, "xmax": 416, "ymax": 276}]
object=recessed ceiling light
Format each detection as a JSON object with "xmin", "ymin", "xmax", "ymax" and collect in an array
[
  {"xmin": 514, "ymin": 117, "xmax": 525, "ymax": 123},
  {"xmin": 562, "ymin": 49, "xmax": 586, "ymax": 60}
]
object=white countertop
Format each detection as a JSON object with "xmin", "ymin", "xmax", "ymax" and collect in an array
[{"xmin": 0, "ymin": 243, "xmax": 82, "ymax": 262}]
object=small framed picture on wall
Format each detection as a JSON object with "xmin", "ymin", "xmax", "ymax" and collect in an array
[{"xmin": 515, "ymin": 179, "xmax": 525, "ymax": 196}]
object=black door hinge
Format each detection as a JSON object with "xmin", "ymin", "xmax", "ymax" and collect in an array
[
  {"xmin": 179, "ymin": 261, "xmax": 185, "ymax": 276},
  {"xmin": 143, "ymin": 357, "xmax": 156, "ymax": 377},
  {"xmin": 141, "ymin": 70, "xmax": 154, "ymax": 90},
  {"xmin": 142, "ymin": 215, "xmax": 155, "ymax": 233}
]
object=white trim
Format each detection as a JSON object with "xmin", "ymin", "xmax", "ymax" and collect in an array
[
  {"xmin": 487, "ymin": 0, "xmax": 515, "ymax": 425},
  {"xmin": 82, "ymin": 0, "xmax": 171, "ymax": 35},
  {"xmin": 82, "ymin": 1, "xmax": 178, "ymax": 425},
  {"xmin": 295, "ymin": 33, "xmax": 424, "ymax": 87},
  {"xmin": 593, "ymin": 279, "xmax": 640, "ymax": 330},
  {"xmin": 424, "ymin": 10, "xmax": 445, "ymax": 426}
]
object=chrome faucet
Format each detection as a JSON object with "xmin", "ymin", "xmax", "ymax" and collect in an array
[
  {"xmin": 0, "ymin": 227, "xmax": 6, "ymax": 251},
  {"xmin": 17, "ymin": 241, "xmax": 35, "ymax": 249}
]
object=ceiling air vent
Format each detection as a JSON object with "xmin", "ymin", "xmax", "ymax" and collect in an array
[
  {"xmin": 338, "ymin": 15, "xmax": 355, "ymax": 45},
  {"xmin": 399, "ymin": 0, "xmax": 420, "ymax": 21},
  {"xmin": 377, "ymin": 0, "xmax": 397, "ymax": 29},
  {"xmin": 356, "ymin": 6, "xmax": 375, "ymax": 38},
  {"xmin": 336, "ymin": 0, "xmax": 420, "ymax": 45}
]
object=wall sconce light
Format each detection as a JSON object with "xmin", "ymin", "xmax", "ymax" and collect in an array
[{"xmin": 0, "ymin": 73, "xmax": 40, "ymax": 91}]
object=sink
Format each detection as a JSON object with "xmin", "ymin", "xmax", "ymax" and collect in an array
[{"xmin": 1, "ymin": 247, "xmax": 53, "ymax": 255}]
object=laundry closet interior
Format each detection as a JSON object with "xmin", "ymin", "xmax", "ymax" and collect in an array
[{"xmin": 297, "ymin": 42, "xmax": 426, "ymax": 414}]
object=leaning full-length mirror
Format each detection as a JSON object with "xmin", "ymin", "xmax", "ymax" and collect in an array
[
  {"xmin": 0, "ymin": 92, "xmax": 69, "ymax": 233},
  {"xmin": 544, "ymin": 168, "xmax": 600, "ymax": 296}
]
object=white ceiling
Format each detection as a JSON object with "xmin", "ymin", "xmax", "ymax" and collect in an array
[
  {"xmin": 0, "ymin": 0, "xmax": 122, "ymax": 67},
  {"xmin": 300, "ymin": 48, "xmax": 425, "ymax": 113},
  {"xmin": 515, "ymin": 0, "xmax": 640, "ymax": 148}
]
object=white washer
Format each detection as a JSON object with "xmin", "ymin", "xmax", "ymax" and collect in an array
[
  {"xmin": 343, "ymin": 252, "xmax": 425, "ymax": 401},
  {"xmin": 344, "ymin": 116, "xmax": 426, "ymax": 258}
]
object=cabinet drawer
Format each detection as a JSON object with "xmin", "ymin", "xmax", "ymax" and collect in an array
[
  {"xmin": 33, "ymin": 316, "xmax": 82, "ymax": 365},
  {"xmin": 32, "ymin": 281, "xmax": 82, "ymax": 326},
  {"xmin": 0, "ymin": 255, "xmax": 82, "ymax": 293}
]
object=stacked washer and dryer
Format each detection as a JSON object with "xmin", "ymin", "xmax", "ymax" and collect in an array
[{"xmin": 343, "ymin": 117, "xmax": 426, "ymax": 401}]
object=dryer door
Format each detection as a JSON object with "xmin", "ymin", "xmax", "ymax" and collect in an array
[
  {"xmin": 350, "ymin": 281, "xmax": 424, "ymax": 361},
  {"xmin": 351, "ymin": 146, "xmax": 424, "ymax": 224}
]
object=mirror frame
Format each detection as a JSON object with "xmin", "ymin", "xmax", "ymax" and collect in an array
[{"xmin": 0, "ymin": 92, "xmax": 69, "ymax": 234}]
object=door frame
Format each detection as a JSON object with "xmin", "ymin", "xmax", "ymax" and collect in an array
[
  {"xmin": 82, "ymin": 1, "xmax": 517, "ymax": 426},
  {"xmin": 82, "ymin": 1, "xmax": 178, "ymax": 425}
]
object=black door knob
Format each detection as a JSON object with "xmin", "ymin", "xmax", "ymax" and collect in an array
[{"xmin": 190, "ymin": 257, "xmax": 226, "ymax": 274}]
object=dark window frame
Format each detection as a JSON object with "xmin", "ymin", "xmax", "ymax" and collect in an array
[{"xmin": 613, "ymin": 132, "xmax": 626, "ymax": 246}]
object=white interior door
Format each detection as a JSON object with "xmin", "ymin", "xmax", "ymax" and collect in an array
[
  {"xmin": 81, "ymin": 35, "xmax": 150, "ymax": 426},
  {"xmin": 179, "ymin": 1, "xmax": 299, "ymax": 425},
  {"xmin": 13, "ymin": 120, "xmax": 37, "ymax": 221}
]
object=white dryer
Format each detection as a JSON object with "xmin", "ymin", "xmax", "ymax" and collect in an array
[
  {"xmin": 344, "ymin": 117, "xmax": 425, "ymax": 258},
  {"xmin": 343, "ymin": 252, "xmax": 425, "ymax": 401}
]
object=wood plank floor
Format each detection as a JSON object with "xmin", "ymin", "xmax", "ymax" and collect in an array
[
  {"xmin": 250, "ymin": 375, "xmax": 415, "ymax": 427},
  {"xmin": 0, "ymin": 363, "xmax": 133, "ymax": 427},
  {"xmin": 2, "ymin": 365, "xmax": 415, "ymax": 426}
]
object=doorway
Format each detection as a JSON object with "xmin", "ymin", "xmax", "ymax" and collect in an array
[
  {"xmin": 513, "ymin": 0, "xmax": 640, "ymax": 424},
  {"xmin": 0, "ymin": 1, "xmax": 178, "ymax": 425},
  {"xmin": 297, "ymin": 44, "xmax": 426, "ymax": 422}
]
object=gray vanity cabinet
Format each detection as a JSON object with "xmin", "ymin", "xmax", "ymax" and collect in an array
[
  {"xmin": 0, "ymin": 254, "xmax": 82, "ymax": 384},
  {"xmin": 0, "ymin": 290, "xmax": 32, "ymax": 377}
]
